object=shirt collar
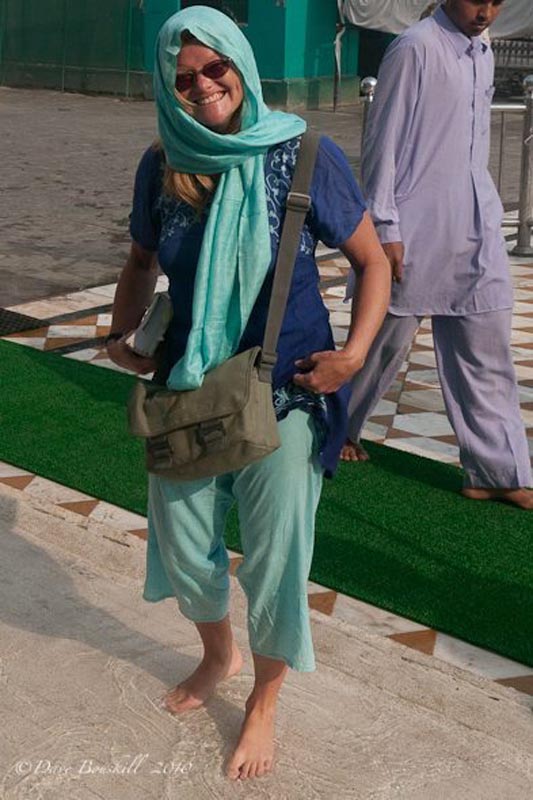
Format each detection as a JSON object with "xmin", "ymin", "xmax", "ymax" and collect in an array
[{"xmin": 433, "ymin": 5, "xmax": 489, "ymax": 59}]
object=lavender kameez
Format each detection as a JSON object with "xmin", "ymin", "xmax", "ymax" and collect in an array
[{"xmin": 347, "ymin": 6, "xmax": 532, "ymax": 489}]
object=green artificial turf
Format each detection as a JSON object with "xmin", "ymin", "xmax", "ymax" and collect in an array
[{"xmin": 1, "ymin": 338, "xmax": 532, "ymax": 666}]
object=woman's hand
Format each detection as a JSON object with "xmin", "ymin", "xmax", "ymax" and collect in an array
[
  {"xmin": 106, "ymin": 336, "xmax": 157, "ymax": 375},
  {"xmin": 293, "ymin": 349, "xmax": 364, "ymax": 394}
]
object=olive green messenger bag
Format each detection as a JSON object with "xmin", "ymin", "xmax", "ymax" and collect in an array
[{"xmin": 127, "ymin": 132, "xmax": 320, "ymax": 481}]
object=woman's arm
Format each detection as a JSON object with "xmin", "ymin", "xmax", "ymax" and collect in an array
[
  {"xmin": 293, "ymin": 212, "xmax": 391, "ymax": 393},
  {"xmin": 106, "ymin": 240, "xmax": 160, "ymax": 374}
]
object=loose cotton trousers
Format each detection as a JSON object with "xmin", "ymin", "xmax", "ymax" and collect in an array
[
  {"xmin": 347, "ymin": 310, "xmax": 532, "ymax": 489},
  {"xmin": 143, "ymin": 409, "xmax": 323, "ymax": 672}
]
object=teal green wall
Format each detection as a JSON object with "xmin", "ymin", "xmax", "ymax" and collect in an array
[
  {"xmin": 143, "ymin": 0, "xmax": 179, "ymax": 73},
  {"xmin": 0, "ymin": 0, "xmax": 360, "ymax": 107},
  {"xmin": 245, "ymin": 1, "xmax": 286, "ymax": 80},
  {"xmin": 286, "ymin": 0, "xmax": 336, "ymax": 79},
  {"xmin": 246, "ymin": 0, "xmax": 358, "ymax": 81},
  {"xmin": 0, "ymin": 0, "xmax": 147, "ymax": 94},
  {"xmin": 246, "ymin": 0, "xmax": 360, "ymax": 108}
]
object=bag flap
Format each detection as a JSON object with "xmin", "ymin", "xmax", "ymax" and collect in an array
[{"xmin": 128, "ymin": 346, "xmax": 262, "ymax": 438}]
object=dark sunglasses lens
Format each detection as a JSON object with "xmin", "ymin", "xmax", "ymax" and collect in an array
[
  {"xmin": 175, "ymin": 59, "xmax": 231, "ymax": 93},
  {"xmin": 203, "ymin": 60, "xmax": 231, "ymax": 80},
  {"xmin": 175, "ymin": 73, "xmax": 193, "ymax": 92}
]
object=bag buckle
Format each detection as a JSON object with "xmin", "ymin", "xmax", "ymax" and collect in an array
[
  {"xmin": 196, "ymin": 420, "xmax": 225, "ymax": 452},
  {"xmin": 286, "ymin": 191, "xmax": 311, "ymax": 213},
  {"xmin": 257, "ymin": 350, "xmax": 277, "ymax": 383},
  {"xmin": 147, "ymin": 435, "xmax": 173, "ymax": 470}
]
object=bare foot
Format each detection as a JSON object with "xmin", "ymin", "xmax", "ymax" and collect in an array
[
  {"xmin": 340, "ymin": 439, "xmax": 369, "ymax": 462},
  {"xmin": 163, "ymin": 643, "xmax": 243, "ymax": 714},
  {"xmin": 462, "ymin": 487, "xmax": 533, "ymax": 510},
  {"xmin": 226, "ymin": 697, "xmax": 276, "ymax": 780}
]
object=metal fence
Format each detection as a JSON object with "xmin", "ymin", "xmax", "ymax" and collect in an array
[
  {"xmin": 493, "ymin": 38, "xmax": 533, "ymax": 71},
  {"xmin": 493, "ymin": 38, "xmax": 533, "ymax": 98}
]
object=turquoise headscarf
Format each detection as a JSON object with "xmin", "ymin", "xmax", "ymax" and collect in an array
[{"xmin": 154, "ymin": 6, "xmax": 306, "ymax": 390}]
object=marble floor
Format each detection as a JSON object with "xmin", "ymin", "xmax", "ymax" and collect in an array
[{"xmin": 2, "ymin": 246, "xmax": 533, "ymax": 697}]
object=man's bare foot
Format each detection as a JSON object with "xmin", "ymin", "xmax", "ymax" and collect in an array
[
  {"xmin": 340, "ymin": 439, "xmax": 369, "ymax": 462},
  {"xmin": 462, "ymin": 487, "xmax": 533, "ymax": 510},
  {"xmin": 163, "ymin": 643, "xmax": 243, "ymax": 714},
  {"xmin": 226, "ymin": 696, "xmax": 276, "ymax": 780}
]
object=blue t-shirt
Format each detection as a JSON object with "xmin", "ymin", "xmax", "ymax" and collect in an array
[{"xmin": 129, "ymin": 135, "xmax": 366, "ymax": 475}]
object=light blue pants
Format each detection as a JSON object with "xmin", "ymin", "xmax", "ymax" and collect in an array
[
  {"xmin": 143, "ymin": 409, "xmax": 323, "ymax": 672},
  {"xmin": 347, "ymin": 310, "xmax": 532, "ymax": 489}
]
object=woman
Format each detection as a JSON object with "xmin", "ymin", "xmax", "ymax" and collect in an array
[{"xmin": 107, "ymin": 6, "xmax": 390, "ymax": 782}]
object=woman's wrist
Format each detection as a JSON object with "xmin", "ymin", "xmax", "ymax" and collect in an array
[{"xmin": 339, "ymin": 344, "xmax": 366, "ymax": 372}]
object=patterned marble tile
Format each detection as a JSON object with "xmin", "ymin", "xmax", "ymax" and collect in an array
[
  {"xmin": 88, "ymin": 501, "xmax": 150, "ymax": 532},
  {"xmin": 359, "ymin": 422, "xmax": 389, "ymax": 442},
  {"xmin": 6, "ymin": 292, "xmax": 112, "ymax": 319},
  {"xmin": 401, "ymin": 368, "xmax": 441, "ymax": 388},
  {"xmin": 398, "ymin": 389, "xmax": 446, "ymax": 413},
  {"xmin": 371, "ymin": 399, "xmax": 398, "ymax": 417},
  {"xmin": 0, "ymin": 463, "xmax": 33, "ymax": 479},
  {"xmin": 391, "ymin": 412, "xmax": 455, "ymax": 438},
  {"xmin": 323, "ymin": 285, "xmax": 349, "ymax": 299},
  {"xmin": 4, "ymin": 336, "xmax": 47, "ymax": 350},
  {"xmin": 63, "ymin": 348, "xmax": 103, "ymax": 363},
  {"xmin": 329, "ymin": 310, "xmax": 352, "ymax": 326},
  {"xmin": 329, "ymin": 593, "xmax": 429, "ymax": 637},
  {"xmin": 24, "ymin": 476, "xmax": 94, "ymax": 505},
  {"xmin": 432, "ymin": 634, "xmax": 533, "ymax": 681},
  {"xmin": 331, "ymin": 331, "xmax": 349, "ymax": 350},
  {"xmin": 46, "ymin": 324, "xmax": 97, "ymax": 339},
  {"xmin": 390, "ymin": 629, "xmax": 438, "ymax": 656},
  {"xmin": 381, "ymin": 436, "xmax": 460, "ymax": 464}
]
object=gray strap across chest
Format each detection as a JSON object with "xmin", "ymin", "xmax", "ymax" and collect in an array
[{"xmin": 258, "ymin": 131, "xmax": 321, "ymax": 383}]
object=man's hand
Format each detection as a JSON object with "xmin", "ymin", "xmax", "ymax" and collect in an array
[
  {"xmin": 383, "ymin": 241, "xmax": 404, "ymax": 283},
  {"xmin": 106, "ymin": 336, "xmax": 157, "ymax": 375},
  {"xmin": 293, "ymin": 350, "xmax": 365, "ymax": 394}
]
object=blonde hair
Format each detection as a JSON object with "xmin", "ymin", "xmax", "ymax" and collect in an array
[
  {"xmin": 164, "ymin": 167, "xmax": 219, "ymax": 214},
  {"xmin": 160, "ymin": 30, "xmax": 242, "ymax": 215}
]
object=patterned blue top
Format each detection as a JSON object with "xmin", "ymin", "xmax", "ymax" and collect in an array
[{"xmin": 130, "ymin": 136, "xmax": 366, "ymax": 475}]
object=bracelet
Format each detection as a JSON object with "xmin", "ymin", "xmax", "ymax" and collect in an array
[{"xmin": 105, "ymin": 332, "xmax": 124, "ymax": 345}]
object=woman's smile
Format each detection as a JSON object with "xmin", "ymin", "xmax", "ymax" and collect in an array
[{"xmin": 193, "ymin": 90, "xmax": 226, "ymax": 106}]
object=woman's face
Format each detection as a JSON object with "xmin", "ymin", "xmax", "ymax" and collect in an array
[{"xmin": 175, "ymin": 43, "xmax": 244, "ymax": 133}]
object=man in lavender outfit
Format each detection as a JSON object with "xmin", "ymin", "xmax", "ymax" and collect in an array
[{"xmin": 343, "ymin": 0, "xmax": 532, "ymax": 509}]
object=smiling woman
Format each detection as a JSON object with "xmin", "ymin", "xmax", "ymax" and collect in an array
[
  {"xmin": 174, "ymin": 40, "xmax": 244, "ymax": 133},
  {"xmin": 105, "ymin": 3, "xmax": 391, "ymax": 784}
]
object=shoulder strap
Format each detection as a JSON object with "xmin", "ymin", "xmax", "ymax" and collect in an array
[{"xmin": 258, "ymin": 131, "xmax": 321, "ymax": 383}]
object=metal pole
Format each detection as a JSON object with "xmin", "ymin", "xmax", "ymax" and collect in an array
[
  {"xmin": 125, "ymin": 0, "xmax": 134, "ymax": 98},
  {"xmin": 513, "ymin": 75, "xmax": 533, "ymax": 256},
  {"xmin": 360, "ymin": 76, "xmax": 377, "ymax": 152},
  {"xmin": 333, "ymin": 22, "xmax": 345, "ymax": 113},
  {"xmin": 61, "ymin": 0, "xmax": 68, "ymax": 92}
]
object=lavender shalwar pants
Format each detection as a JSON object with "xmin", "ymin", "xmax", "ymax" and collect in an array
[{"xmin": 347, "ymin": 310, "xmax": 532, "ymax": 489}]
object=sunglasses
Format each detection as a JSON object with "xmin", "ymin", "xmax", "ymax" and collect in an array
[{"xmin": 175, "ymin": 57, "xmax": 233, "ymax": 93}]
